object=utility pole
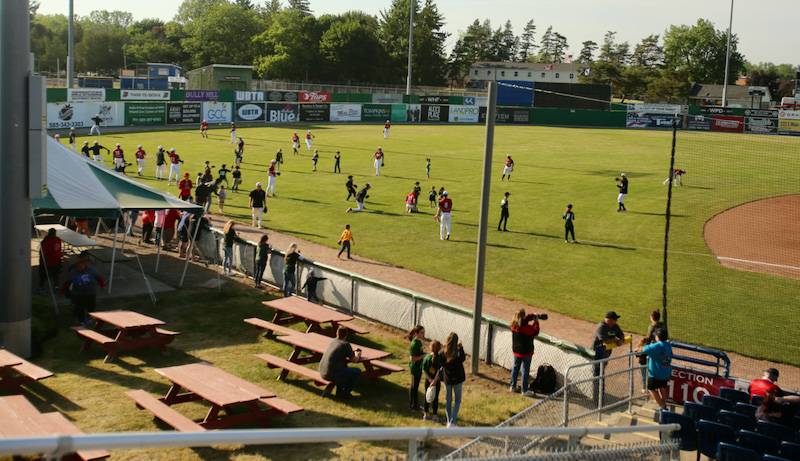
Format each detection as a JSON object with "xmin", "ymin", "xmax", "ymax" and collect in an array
[
  {"xmin": 471, "ymin": 81, "xmax": 497, "ymax": 374},
  {"xmin": 721, "ymin": 0, "xmax": 734, "ymax": 107},
  {"xmin": 405, "ymin": 0, "xmax": 414, "ymax": 96},
  {"xmin": 67, "ymin": 0, "xmax": 74, "ymax": 88},
  {"xmin": 0, "ymin": 0, "xmax": 33, "ymax": 356}
]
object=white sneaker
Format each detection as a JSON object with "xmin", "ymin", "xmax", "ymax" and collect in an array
[
  {"xmin": 522, "ymin": 390, "xmax": 536, "ymax": 397},
  {"xmin": 509, "ymin": 386, "xmax": 516, "ymax": 392}
]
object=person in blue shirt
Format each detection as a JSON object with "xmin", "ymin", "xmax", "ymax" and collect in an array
[
  {"xmin": 61, "ymin": 252, "xmax": 105, "ymax": 325},
  {"xmin": 640, "ymin": 328, "xmax": 672, "ymax": 411}
]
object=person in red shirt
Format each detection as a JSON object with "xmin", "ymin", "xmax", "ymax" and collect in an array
[
  {"xmin": 435, "ymin": 191, "xmax": 453, "ymax": 240},
  {"xmin": 178, "ymin": 173, "xmax": 193, "ymax": 201},
  {"xmin": 305, "ymin": 130, "xmax": 314, "ymax": 151},
  {"xmin": 200, "ymin": 119, "xmax": 209, "ymax": 139},
  {"xmin": 230, "ymin": 122, "xmax": 237, "ymax": 144},
  {"xmin": 167, "ymin": 148, "xmax": 183, "ymax": 184},
  {"xmin": 373, "ymin": 148, "xmax": 384, "ymax": 176},
  {"xmin": 501, "ymin": 155, "xmax": 515, "ymax": 181},
  {"xmin": 112, "ymin": 143, "xmax": 125, "ymax": 170},
  {"xmin": 291, "ymin": 132, "xmax": 300, "ymax": 154},
  {"xmin": 383, "ymin": 120, "xmax": 391, "ymax": 139},
  {"xmin": 39, "ymin": 228, "xmax": 63, "ymax": 288},
  {"xmin": 140, "ymin": 210, "xmax": 156, "ymax": 244},
  {"xmin": 135, "ymin": 145, "xmax": 146, "ymax": 176},
  {"xmin": 162, "ymin": 209, "xmax": 180, "ymax": 249},
  {"xmin": 510, "ymin": 309, "xmax": 546, "ymax": 396},
  {"xmin": 750, "ymin": 368, "xmax": 800, "ymax": 423}
]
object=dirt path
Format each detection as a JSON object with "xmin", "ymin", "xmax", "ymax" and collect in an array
[{"xmin": 206, "ymin": 214, "xmax": 800, "ymax": 389}]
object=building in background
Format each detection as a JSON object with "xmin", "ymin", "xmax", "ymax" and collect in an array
[
  {"xmin": 467, "ymin": 62, "xmax": 583, "ymax": 89},
  {"xmin": 120, "ymin": 63, "xmax": 185, "ymax": 90},
  {"xmin": 689, "ymin": 83, "xmax": 772, "ymax": 109},
  {"xmin": 186, "ymin": 64, "xmax": 254, "ymax": 91}
]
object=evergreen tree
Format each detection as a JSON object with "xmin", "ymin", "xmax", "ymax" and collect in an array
[
  {"xmin": 578, "ymin": 40, "xmax": 598, "ymax": 64},
  {"xmin": 287, "ymin": 0, "xmax": 312, "ymax": 15},
  {"xmin": 537, "ymin": 26, "xmax": 554, "ymax": 62},
  {"xmin": 517, "ymin": 19, "xmax": 537, "ymax": 62}
]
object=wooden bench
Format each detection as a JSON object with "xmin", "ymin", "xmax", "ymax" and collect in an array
[
  {"xmin": 41, "ymin": 413, "xmax": 110, "ymax": 460},
  {"xmin": 370, "ymin": 360, "xmax": 404, "ymax": 373},
  {"xmin": 126, "ymin": 390, "xmax": 206, "ymax": 433},
  {"xmin": 336, "ymin": 320, "xmax": 369, "ymax": 335},
  {"xmin": 0, "ymin": 358, "xmax": 54, "ymax": 393},
  {"xmin": 258, "ymin": 397, "xmax": 304, "ymax": 415},
  {"xmin": 72, "ymin": 326, "xmax": 115, "ymax": 348},
  {"xmin": 245, "ymin": 318, "xmax": 299, "ymax": 337},
  {"xmin": 154, "ymin": 328, "xmax": 181, "ymax": 345},
  {"xmin": 254, "ymin": 353, "xmax": 334, "ymax": 396},
  {"xmin": 11, "ymin": 360, "xmax": 54, "ymax": 381}
]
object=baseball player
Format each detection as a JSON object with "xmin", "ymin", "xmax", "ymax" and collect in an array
[
  {"xmin": 373, "ymin": 147, "xmax": 384, "ymax": 176},
  {"xmin": 616, "ymin": 173, "xmax": 628, "ymax": 212},
  {"xmin": 563, "ymin": 203, "xmax": 576, "ymax": 243},
  {"xmin": 68, "ymin": 128, "xmax": 76, "ymax": 150},
  {"xmin": 267, "ymin": 160, "xmax": 278, "ymax": 196},
  {"xmin": 501, "ymin": 155, "xmax": 514, "ymax": 181},
  {"xmin": 80, "ymin": 141, "xmax": 90, "ymax": 158},
  {"xmin": 167, "ymin": 148, "xmax": 184, "ymax": 184},
  {"xmin": 663, "ymin": 168, "xmax": 686, "ymax": 186},
  {"xmin": 291, "ymin": 132, "xmax": 300, "ymax": 154},
  {"xmin": 498, "ymin": 192, "xmax": 510, "ymax": 231},
  {"xmin": 200, "ymin": 119, "xmax": 209, "ymax": 138},
  {"xmin": 305, "ymin": 130, "xmax": 314, "ymax": 151},
  {"xmin": 89, "ymin": 114, "xmax": 102, "ymax": 136},
  {"xmin": 345, "ymin": 175, "xmax": 357, "ymax": 201},
  {"xmin": 112, "ymin": 144, "xmax": 125, "ymax": 170},
  {"xmin": 346, "ymin": 183, "xmax": 371, "ymax": 213},
  {"xmin": 154, "ymin": 146, "xmax": 166, "ymax": 180},
  {"xmin": 134, "ymin": 145, "xmax": 146, "ymax": 176},
  {"xmin": 88, "ymin": 141, "xmax": 109, "ymax": 163},
  {"xmin": 383, "ymin": 120, "xmax": 391, "ymax": 139},
  {"xmin": 435, "ymin": 191, "xmax": 453, "ymax": 240},
  {"xmin": 311, "ymin": 150, "xmax": 319, "ymax": 171},
  {"xmin": 333, "ymin": 151, "xmax": 341, "ymax": 173},
  {"xmin": 230, "ymin": 122, "xmax": 237, "ymax": 143}
]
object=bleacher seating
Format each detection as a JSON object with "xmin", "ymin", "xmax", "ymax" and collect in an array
[
  {"xmin": 717, "ymin": 442, "xmax": 760, "ymax": 461},
  {"xmin": 752, "ymin": 395, "xmax": 765, "ymax": 406},
  {"xmin": 735, "ymin": 403, "xmax": 759, "ymax": 418},
  {"xmin": 686, "ymin": 402, "xmax": 720, "ymax": 424},
  {"xmin": 779, "ymin": 441, "xmax": 800, "ymax": 461},
  {"xmin": 762, "ymin": 455, "xmax": 792, "ymax": 461},
  {"xmin": 660, "ymin": 411, "xmax": 698, "ymax": 451},
  {"xmin": 718, "ymin": 410, "xmax": 757, "ymax": 432},
  {"xmin": 739, "ymin": 430, "xmax": 780, "ymax": 456},
  {"xmin": 704, "ymin": 394, "xmax": 735, "ymax": 413},
  {"xmin": 720, "ymin": 388, "xmax": 753, "ymax": 405},
  {"xmin": 698, "ymin": 420, "xmax": 737, "ymax": 460},
  {"xmin": 757, "ymin": 421, "xmax": 796, "ymax": 443}
]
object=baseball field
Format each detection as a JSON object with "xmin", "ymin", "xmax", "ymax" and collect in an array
[{"xmin": 66, "ymin": 125, "xmax": 800, "ymax": 365}]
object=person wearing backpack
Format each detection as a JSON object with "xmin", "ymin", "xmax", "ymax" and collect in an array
[
  {"xmin": 510, "ymin": 309, "xmax": 544, "ymax": 396},
  {"xmin": 442, "ymin": 332, "xmax": 466, "ymax": 428}
]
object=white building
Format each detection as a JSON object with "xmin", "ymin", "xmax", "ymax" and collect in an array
[{"xmin": 467, "ymin": 61, "xmax": 583, "ymax": 88}]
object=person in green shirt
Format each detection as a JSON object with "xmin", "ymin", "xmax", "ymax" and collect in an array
[
  {"xmin": 422, "ymin": 340, "xmax": 444, "ymax": 421},
  {"xmin": 408, "ymin": 325, "xmax": 426, "ymax": 411}
]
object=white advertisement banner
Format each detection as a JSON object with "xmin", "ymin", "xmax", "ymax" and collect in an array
[
  {"xmin": 372, "ymin": 93, "xmax": 403, "ymax": 104},
  {"xmin": 67, "ymin": 88, "xmax": 105, "ymax": 102},
  {"xmin": 448, "ymin": 105, "xmax": 479, "ymax": 123},
  {"xmin": 779, "ymin": 110, "xmax": 800, "ymax": 120},
  {"xmin": 329, "ymin": 104, "xmax": 362, "ymax": 122},
  {"xmin": 120, "ymin": 89, "xmax": 170, "ymax": 100},
  {"xmin": 627, "ymin": 103, "xmax": 686, "ymax": 114},
  {"xmin": 235, "ymin": 91, "xmax": 266, "ymax": 102},
  {"xmin": 47, "ymin": 102, "xmax": 123, "ymax": 129},
  {"xmin": 202, "ymin": 101, "xmax": 232, "ymax": 123}
]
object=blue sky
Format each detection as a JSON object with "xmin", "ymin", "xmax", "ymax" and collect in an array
[{"xmin": 39, "ymin": 0, "xmax": 798, "ymax": 64}]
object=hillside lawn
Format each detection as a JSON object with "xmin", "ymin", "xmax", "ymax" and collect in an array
[{"xmin": 64, "ymin": 124, "xmax": 800, "ymax": 365}]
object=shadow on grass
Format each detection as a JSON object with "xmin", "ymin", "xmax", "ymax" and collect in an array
[
  {"xmin": 626, "ymin": 210, "xmax": 688, "ymax": 218},
  {"xmin": 269, "ymin": 228, "xmax": 327, "ymax": 239},
  {"xmin": 450, "ymin": 239, "xmax": 526, "ymax": 251},
  {"xmin": 281, "ymin": 196, "xmax": 328, "ymax": 205}
]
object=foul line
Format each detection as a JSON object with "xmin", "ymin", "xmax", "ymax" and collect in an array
[{"xmin": 716, "ymin": 256, "xmax": 800, "ymax": 271}]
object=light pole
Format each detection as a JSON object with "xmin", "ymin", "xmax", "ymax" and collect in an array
[
  {"xmin": 67, "ymin": 0, "xmax": 74, "ymax": 88},
  {"xmin": 721, "ymin": 0, "xmax": 734, "ymax": 107},
  {"xmin": 405, "ymin": 0, "xmax": 414, "ymax": 96}
]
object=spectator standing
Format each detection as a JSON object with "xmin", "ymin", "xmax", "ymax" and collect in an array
[
  {"xmin": 302, "ymin": 268, "xmax": 327, "ymax": 303},
  {"xmin": 61, "ymin": 252, "xmax": 105, "ymax": 325},
  {"xmin": 333, "ymin": 151, "xmax": 341, "ymax": 173},
  {"xmin": 154, "ymin": 210, "xmax": 165, "ymax": 247},
  {"xmin": 254, "ymin": 235, "xmax": 271, "ymax": 289},
  {"xmin": 510, "ymin": 309, "xmax": 541, "ymax": 396},
  {"xmin": 337, "ymin": 224, "xmax": 354, "ymax": 259},
  {"xmin": 177, "ymin": 211, "xmax": 192, "ymax": 258},
  {"xmin": 442, "ymin": 332, "xmax": 466, "ymax": 428},
  {"xmin": 422, "ymin": 340, "xmax": 444, "ymax": 421},
  {"xmin": 639, "ymin": 328, "xmax": 672, "ymax": 413},
  {"xmin": 498, "ymin": 192, "xmax": 510, "ymax": 232},
  {"xmin": 162, "ymin": 208, "xmax": 180, "ymax": 250},
  {"xmin": 319, "ymin": 327, "xmax": 362, "ymax": 399},
  {"xmin": 249, "ymin": 183, "xmax": 267, "ymax": 229},
  {"xmin": 140, "ymin": 210, "xmax": 155, "ymax": 244},
  {"xmin": 408, "ymin": 325, "xmax": 426, "ymax": 412},
  {"xmin": 222, "ymin": 220, "xmax": 238, "ymax": 276},
  {"xmin": 178, "ymin": 173, "xmax": 193, "ymax": 201},
  {"xmin": 563, "ymin": 204, "xmax": 576, "ymax": 243},
  {"xmin": 591, "ymin": 311, "xmax": 626, "ymax": 404},
  {"xmin": 216, "ymin": 185, "xmax": 227, "ymax": 213},
  {"xmin": 283, "ymin": 243, "xmax": 304, "ymax": 297},
  {"xmin": 39, "ymin": 228, "xmax": 63, "ymax": 289},
  {"xmin": 637, "ymin": 310, "xmax": 667, "ymax": 389}
]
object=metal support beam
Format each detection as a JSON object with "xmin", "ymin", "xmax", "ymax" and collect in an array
[
  {"xmin": 67, "ymin": 0, "xmax": 74, "ymax": 89},
  {"xmin": 721, "ymin": 0, "xmax": 734, "ymax": 107},
  {"xmin": 405, "ymin": 0, "xmax": 414, "ymax": 96}
]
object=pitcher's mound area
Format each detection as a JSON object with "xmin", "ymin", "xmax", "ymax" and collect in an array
[{"xmin": 704, "ymin": 195, "xmax": 800, "ymax": 279}]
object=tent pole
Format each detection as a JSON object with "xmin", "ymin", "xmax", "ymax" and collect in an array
[
  {"xmin": 179, "ymin": 212, "xmax": 203, "ymax": 288},
  {"xmin": 120, "ymin": 213, "xmax": 131, "ymax": 252},
  {"xmin": 94, "ymin": 218, "xmax": 101, "ymax": 237},
  {"xmin": 31, "ymin": 213, "xmax": 59, "ymax": 315},
  {"xmin": 155, "ymin": 237, "xmax": 162, "ymax": 273},
  {"xmin": 108, "ymin": 217, "xmax": 119, "ymax": 294},
  {"xmin": 133, "ymin": 251, "xmax": 157, "ymax": 304}
]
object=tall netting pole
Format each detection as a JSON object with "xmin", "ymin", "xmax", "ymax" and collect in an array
[{"xmin": 660, "ymin": 120, "xmax": 678, "ymax": 330}]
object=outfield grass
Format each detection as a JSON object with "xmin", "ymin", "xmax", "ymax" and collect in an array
[{"xmin": 65, "ymin": 125, "xmax": 800, "ymax": 365}]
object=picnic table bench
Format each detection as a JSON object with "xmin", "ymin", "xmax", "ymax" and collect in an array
[
  {"xmin": 128, "ymin": 363, "xmax": 302, "ymax": 431},
  {"xmin": 262, "ymin": 297, "xmax": 369, "ymax": 336},
  {"xmin": 72, "ymin": 310, "xmax": 179, "ymax": 362},
  {"xmin": 0, "ymin": 395, "xmax": 109, "ymax": 460},
  {"xmin": 255, "ymin": 353, "xmax": 334, "ymax": 396},
  {"xmin": 0, "ymin": 349, "xmax": 54, "ymax": 393}
]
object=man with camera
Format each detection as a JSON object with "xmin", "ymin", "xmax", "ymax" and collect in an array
[{"xmin": 510, "ymin": 309, "xmax": 547, "ymax": 396}]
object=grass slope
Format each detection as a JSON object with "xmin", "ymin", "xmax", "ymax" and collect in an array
[{"xmin": 65, "ymin": 125, "xmax": 800, "ymax": 364}]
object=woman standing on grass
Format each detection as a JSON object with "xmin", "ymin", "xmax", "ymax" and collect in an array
[
  {"xmin": 254, "ymin": 234, "xmax": 271, "ymax": 289},
  {"xmin": 422, "ymin": 340, "xmax": 444, "ymax": 421},
  {"xmin": 443, "ymin": 332, "xmax": 466, "ymax": 428},
  {"xmin": 408, "ymin": 325, "xmax": 426, "ymax": 412},
  {"xmin": 283, "ymin": 243, "xmax": 304, "ymax": 296},
  {"xmin": 222, "ymin": 221, "xmax": 238, "ymax": 276}
]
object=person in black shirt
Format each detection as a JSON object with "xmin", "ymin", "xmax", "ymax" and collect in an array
[
  {"xmin": 231, "ymin": 166, "xmax": 242, "ymax": 191},
  {"xmin": 498, "ymin": 192, "xmax": 510, "ymax": 231},
  {"xmin": 89, "ymin": 115, "xmax": 102, "ymax": 136},
  {"xmin": 217, "ymin": 164, "xmax": 231, "ymax": 186},
  {"xmin": 591, "ymin": 311, "xmax": 625, "ymax": 403},
  {"xmin": 275, "ymin": 149, "xmax": 284, "ymax": 170},
  {"xmin": 616, "ymin": 173, "xmax": 628, "ymax": 212},
  {"xmin": 249, "ymin": 183, "xmax": 267, "ymax": 229},
  {"xmin": 345, "ymin": 175, "xmax": 357, "ymax": 201},
  {"xmin": 155, "ymin": 146, "xmax": 167, "ymax": 180},
  {"xmin": 334, "ymin": 151, "xmax": 341, "ymax": 173},
  {"xmin": 283, "ymin": 243, "xmax": 305, "ymax": 296},
  {"xmin": 80, "ymin": 141, "xmax": 90, "ymax": 158},
  {"xmin": 412, "ymin": 182, "xmax": 422, "ymax": 211},
  {"xmin": 347, "ymin": 183, "xmax": 371, "ymax": 213},
  {"xmin": 563, "ymin": 203, "xmax": 576, "ymax": 243},
  {"xmin": 201, "ymin": 161, "xmax": 214, "ymax": 183},
  {"xmin": 302, "ymin": 268, "xmax": 327, "ymax": 303},
  {"xmin": 88, "ymin": 141, "xmax": 109, "ymax": 163},
  {"xmin": 68, "ymin": 128, "xmax": 77, "ymax": 150},
  {"xmin": 319, "ymin": 327, "xmax": 362, "ymax": 398}
]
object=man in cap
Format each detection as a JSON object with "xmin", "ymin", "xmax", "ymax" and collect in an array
[
  {"xmin": 167, "ymin": 148, "xmax": 183, "ymax": 184},
  {"xmin": 135, "ymin": 145, "xmax": 146, "ymax": 176},
  {"xmin": 89, "ymin": 114, "xmax": 103, "ymax": 136},
  {"xmin": 435, "ymin": 191, "xmax": 453, "ymax": 240},
  {"xmin": 305, "ymin": 130, "xmax": 314, "ymax": 151},
  {"xmin": 591, "ymin": 311, "xmax": 626, "ymax": 403},
  {"xmin": 88, "ymin": 141, "xmax": 109, "ymax": 163},
  {"xmin": 249, "ymin": 182, "xmax": 267, "ymax": 228},
  {"xmin": 347, "ymin": 183, "xmax": 371, "ymax": 213},
  {"xmin": 80, "ymin": 141, "xmax": 91, "ymax": 158},
  {"xmin": 178, "ymin": 173, "xmax": 193, "ymax": 201},
  {"xmin": 373, "ymin": 147, "xmax": 384, "ymax": 176},
  {"xmin": 154, "ymin": 146, "xmax": 166, "ymax": 180},
  {"xmin": 616, "ymin": 173, "xmax": 628, "ymax": 212},
  {"xmin": 498, "ymin": 192, "xmax": 510, "ymax": 231},
  {"xmin": 750, "ymin": 368, "xmax": 800, "ymax": 423},
  {"xmin": 200, "ymin": 119, "xmax": 208, "ymax": 138},
  {"xmin": 501, "ymin": 155, "xmax": 514, "ymax": 181},
  {"xmin": 111, "ymin": 143, "xmax": 125, "ymax": 170},
  {"xmin": 383, "ymin": 119, "xmax": 391, "ymax": 139},
  {"xmin": 267, "ymin": 160, "xmax": 278, "ymax": 197}
]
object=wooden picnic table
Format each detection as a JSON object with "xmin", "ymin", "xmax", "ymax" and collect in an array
[
  {"xmin": 72, "ymin": 310, "xmax": 180, "ymax": 362},
  {"xmin": 130, "ymin": 363, "xmax": 302, "ymax": 430},
  {"xmin": 0, "ymin": 349, "xmax": 53, "ymax": 393},
  {"xmin": 0, "ymin": 349, "xmax": 22, "ymax": 368},
  {"xmin": 275, "ymin": 331, "xmax": 401, "ymax": 379},
  {"xmin": 263, "ymin": 297, "xmax": 367, "ymax": 336},
  {"xmin": 0, "ymin": 395, "xmax": 108, "ymax": 460}
]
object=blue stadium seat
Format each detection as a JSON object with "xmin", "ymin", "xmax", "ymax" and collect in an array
[
  {"xmin": 735, "ymin": 403, "xmax": 759, "ymax": 418},
  {"xmin": 763, "ymin": 455, "xmax": 792, "ymax": 461},
  {"xmin": 758, "ymin": 421, "xmax": 796, "ymax": 443},
  {"xmin": 686, "ymin": 402, "xmax": 721, "ymax": 423},
  {"xmin": 721, "ymin": 388, "xmax": 753, "ymax": 405},
  {"xmin": 779, "ymin": 441, "xmax": 800, "ymax": 461},
  {"xmin": 792, "ymin": 417, "xmax": 800, "ymax": 432},
  {"xmin": 660, "ymin": 410, "xmax": 698, "ymax": 451},
  {"xmin": 739, "ymin": 430, "xmax": 780, "ymax": 455},
  {"xmin": 752, "ymin": 395, "xmax": 765, "ymax": 406},
  {"xmin": 698, "ymin": 420, "xmax": 737, "ymax": 460},
  {"xmin": 718, "ymin": 410, "xmax": 757, "ymax": 432},
  {"xmin": 705, "ymin": 395, "xmax": 736, "ymax": 413},
  {"xmin": 717, "ymin": 442, "xmax": 760, "ymax": 461}
]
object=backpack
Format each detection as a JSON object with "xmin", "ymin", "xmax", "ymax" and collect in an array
[{"xmin": 533, "ymin": 363, "xmax": 557, "ymax": 394}]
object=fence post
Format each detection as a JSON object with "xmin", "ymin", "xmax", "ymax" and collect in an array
[
  {"xmin": 486, "ymin": 323, "xmax": 493, "ymax": 366},
  {"xmin": 350, "ymin": 277, "xmax": 355, "ymax": 314},
  {"xmin": 412, "ymin": 297, "xmax": 418, "ymax": 326},
  {"xmin": 407, "ymin": 438, "xmax": 418, "ymax": 461},
  {"xmin": 562, "ymin": 368, "xmax": 570, "ymax": 427},
  {"xmin": 598, "ymin": 361, "xmax": 605, "ymax": 422},
  {"xmin": 628, "ymin": 345, "xmax": 635, "ymax": 414}
]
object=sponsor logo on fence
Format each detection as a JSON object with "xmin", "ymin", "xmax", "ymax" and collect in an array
[
  {"xmin": 667, "ymin": 367, "xmax": 734, "ymax": 404},
  {"xmin": 67, "ymin": 88, "xmax": 106, "ymax": 102},
  {"xmin": 186, "ymin": 90, "xmax": 219, "ymax": 101},
  {"xmin": 463, "ymin": 96, "xmax": 476, "ymax": 106},
  {"xmin": 46, "ymin": 102, "xmax": 123, "ymax": 128},
  {"xmin": 236, "ymin": 103, "xmax": 266, "ymax": 121},
  {"xmin": 235, "ymin": 91, "xmax": 265, "ymax": 102},
  {"xmin": 202, "ymin": 101, "xmax": 232, "ymax": 123},
  {"xmin": 267, "ymin": 91, "xmax": 298, "ymax": 102},
  {"xmin": 120, "ymin": 89, "xmax": 170, "ymax": 101},
  {"xmin": 330, "ymin": 104, "xmax": 362, "ymax": 122},
  {"xmin": 266, "ymin": 103, "xmax": 299, "ymax": 123},
  {"xmin": 299, "ymin": 91, "xmax": 332, "ymax": 103},
  {"xmin": 448, "ymin": 105, "xmax": 479, "ymax": 123},
  {"xmin": 167, "ymin": 103, "xmax": 202, "ymax": 124}
]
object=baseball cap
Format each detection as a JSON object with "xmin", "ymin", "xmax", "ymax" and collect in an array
[
  {"xmin": 442, "ymin": 191, "xmax": 448, "ymax": 196},
  {"xmin": 605, "ymin": 311, "xmax": 621, "ymax": 320},
  {"xmin": 621, "ymin": 172, "xmax": 626, "ymax": 177},
  {"xmin": 256, "ymin": 182, "xmax": 262, "ymax": 187}
]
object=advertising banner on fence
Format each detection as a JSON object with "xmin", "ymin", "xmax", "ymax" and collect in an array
[
  {"xmin": 235, "ymin": 91, "xmax": 266, "ymax": 102},
  {"xmin": 711, "ymin": 115, "xmax": 745, "ymax": 133},
  {"xmin": 267, "ymin": 91, "xmax": 298, "ymax": 102},
  {"xmin": 419, "ymin": 95, "xmax": 451, "ymax": 104},
  {"xmin": 421, "ymin": 105, "xmax": 449, "ymax": 122},
  {"xmin": 373, "ymin": 93, "xmax": 403, "ymax": 104},
  {"xmin": 47, "ymin": 102, "xmax": 123, "ymax": 129},
  {"xmin": 779, "ymin": 110, "xmax": 800, "ymax": 134},
  {"xmin": 666, "ymin": 367, "xmax": 735, "ymax": 405},
  {"xmin": 299, "ymin": 103, "xmax": 330, "ymax": 122},
  {"xmin": 120, "ymin": 89, "xmax": 170, "ymax": 101},
  {"xmin": 235, "ymin": 102, "xmax": 267, "ymax": 122},
  {"xmin": 480, "ymin": 107, "xmax": 531, "ymax": 123},
  {"xmin": 688, "ymin": 115, "xmax": 712, "ymax": 131},
  {"xmin": 329, "ymin": 104, "xmax": 362, "ymax": 122},
  {"xmin": 299, "ymin": 91, "xmax": 332, "ymax": 103},
  {"xmin": 448, "ymin": 105, "xmax": 479, "ymax": 123},
  {"xmin": 391, "ymin": 104, "xmax": 407, "ymax": 122},
  {"xmin": 266, "ymin": 103, "xmax": 299, "ymax": 123},
  {"xmin": 362, "ymin": 104, "xmax": 392, "ymax": 122},
  {"xmin": 67, "ymin": 88, "xmax": 105, "ymax": 102},
  {"xmin": 125, "ymin": 102, "xmax": 166, "ymax": 126},
  {"xmin": 406, "ymin": 104, "xmax": 421, "ymax": 122},
  {"xmin": 167, "ymin": 102, "xmax": 202, "ymax": 124},
  {"xmin": 186, "ymin": 90, "xmax": 219, "ymax": 101},
  {"xmin": 202, "ymin": 101, "xmax": 232, "ymax": 123},
  {"xmin": 626, "ymin": 104, "xmax": 684, "ymax": 128},
  {"xmin": 744, "ymin": 109, "xmax": 779, "ymax": 134}
]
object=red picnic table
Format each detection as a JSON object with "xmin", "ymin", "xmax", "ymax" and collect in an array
[
  {"xmin": 127, "ymin": 363, "xmax": 302, "ymax": 432},
  {"xmin": 0, "ymin": 349, "xmax": 53, "ymax": 393},
  {"xmin": 0, "ymin": 395, "xmax": 108, "ymax": 460},
  {"xmin": 262, "ymin": 297, "xmax": 368, "ymax": 336},
  {"xmin": 71, "ymin": 310, "xmax": 180, "ymax": 362}
]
